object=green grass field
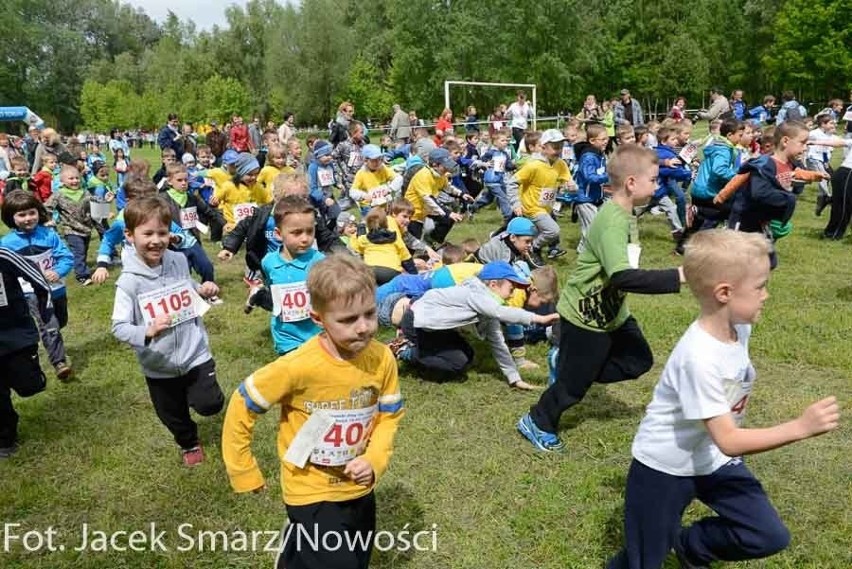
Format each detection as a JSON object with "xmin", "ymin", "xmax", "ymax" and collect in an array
[{"xmin": 0, "ymin": 143, "xmax": 850, "ymax": 569}]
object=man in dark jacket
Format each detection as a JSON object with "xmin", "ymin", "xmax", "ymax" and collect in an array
[{"xmin": 157, "ymin": 113, "xmax": 184, "ymax": 155}]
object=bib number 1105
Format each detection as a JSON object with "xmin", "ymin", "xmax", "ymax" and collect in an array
[{"xmin": 142, "ymin": 290, "xmax": 192, "ymax": 320}]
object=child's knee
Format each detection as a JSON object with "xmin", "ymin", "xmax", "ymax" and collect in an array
[
  {"xmin": 743, "ymin": 519, "xmax": 790, "ymax": 558},
  {"xmin": 194, "ymin": 392, "xmax": 225, "ymax": 417}
]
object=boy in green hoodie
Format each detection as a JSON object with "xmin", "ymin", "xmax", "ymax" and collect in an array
[{"xmin": 44, "ymin": 165, "xmax": 97, "ymax": 285}]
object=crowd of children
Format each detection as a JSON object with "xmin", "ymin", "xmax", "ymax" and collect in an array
[{"xmin": 0, "ymin": 92, "xmax": 848, "ymax": 569}]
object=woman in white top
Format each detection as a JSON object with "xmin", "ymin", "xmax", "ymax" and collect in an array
[{"xmin": 505, "ymin": 91, "xmax": 534, "ymax": 151}]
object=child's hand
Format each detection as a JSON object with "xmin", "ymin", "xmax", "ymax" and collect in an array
[
  {"xmin": 43, "ymin": 270, "xmax": 60, "ymax": 283},
  {"xmin": 533, "ymin": 313, "xmax": 560, "ymax": 325},
  {"xmin": 223, "ymin": 223, "xmax": 235, "ymax": 234},
  {"xmin": 92, "ymin": 267, "xmax": 110, "ymax": 284},
  {"xmin": 449, "ymin": 212, "xmax": 464, "ymax": 222},
  {"xmin": 105, "ymin": 192, "xmax": 115, "ymax": 202},
  {"xmin": 678, "ymin": 266, "xmax": 686, "ymax": 283},
  {"xmin": 146, "ymin": 314, "xmax": 172, "ymax": 338},
  {"xmin": 217, "ymin": 250, "xmax": 234, "ymax": 261},
  {"xmin": 513, "ymin": 207, "xmax": 523, "ymax": 217},
  {"xmin": 198, "ymin": 282, "xmax": 219, "ymax": 298},
  {"xmin": 208, "ymin": 196, "xmax": 220, "ymax": 207},
  {"xmin": 343, "ymin": 458, "xmax": 374, "ymax": 486},
  {"xmin": 461, "ymin": 193, "xmax": 474, "ymax": 202},
  {"xmin": 324, "ymin": 198, "xmax": 335, "ymax": 207},
  {"xmin": 797, "ymin": 396, "xmax": 840, "ymax": 438}
]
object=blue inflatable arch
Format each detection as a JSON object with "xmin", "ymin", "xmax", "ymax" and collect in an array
[{"xmin": 0, "ymin": 107, "xmax": 45, "ymax": 129}]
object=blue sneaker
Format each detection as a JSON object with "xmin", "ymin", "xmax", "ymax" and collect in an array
[
  {"xmin": 547, "ymin": 346, "xmax": 559, "ymax": 387},
  {"xmin": 517, "ymin": 413, "xmax": 564, "ymax": 452}
]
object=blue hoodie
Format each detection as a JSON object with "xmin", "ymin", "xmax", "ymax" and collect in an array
[
  {"xmin": 0, "ymin": 225, "xmax": 74, "ymax": 298},
  {"xmin": 655, "ymin": 145, "xmax": 692, "ymax": 199},
  {"xmin": 728, "ymin": 155, "xmax": 797, "ymax": 234},
  {"xmin": 307, "ymin": 160, "xmax": 337, "ymax": 207},
  {"xmin": 690, "ymin": 139, "xmax": 738, "ymax": 200},
  {"xmin": 573, "ymin": 143, "xmax": 608, "ymax": 204},
  {"xmin": 481, "ymin": 147, "xmax": 514, "ymax": 185}
]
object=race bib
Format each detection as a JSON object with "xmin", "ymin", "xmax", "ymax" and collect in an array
[
  {"xmin": 90, "ymin": 201, "xmax": 111, "ymax": 221},
  {"xmin": 492, "ymin": 155, "xmax": 506, "ymax": 173},
  {"xmin": 310, "ymin": 405, "xmax": 377, "ymax": 467},
  {"xmin": 23, "ymin": 250, "xmax": 63, "ymax": 292},
  {"xmin": 539, "ymin": 188, "xmax": 556, "ymax": 207},
  {"xmin": 561, "ymin": 145, "xmax": 575, "ymax": 162},
  {"xmin": 368, "ymin": 185, "xmax": 391, "ymax": 206},
  {"xmin": 725, "ymin": 365, "xmax": 755, "ymax": 425},
  {"xmin": 0, "ymin": 277, "xmax": 7, "ymax": 307},
  {"xmin": 317, "ymin": 167, "xmax": 334, "ymax": 187},
  {"xmin": 271, "ymin": 282, "xmax": 312, "ymax": 322},
  {"xmin": 627, "ymin": 243, "xmax": 641, "ymax": 269},
  {"xmin": 347, "ymin": 151, "xmax": 362, "ymax": 169},
  {"xmin": 137, "ymin": 281, "xmax": 208, "ymax": 328},
  {"xmin": 679, "ymin": 143, "xmax": 698, "ymax": 164},
  {"xmin": 234, "ymin": 203, "xmax": 257, "ymax": 224},
  {"xmin": 180, "ymin": 207, "xmax": 198, "ymax": 229}
]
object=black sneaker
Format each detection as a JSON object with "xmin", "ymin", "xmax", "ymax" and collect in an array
[
  {"xmin": 0, "ymin": 442, "xmax": 18, "ymax": 459},
  {"xmin": 674, "ymin": 538, "xmax": 709, "ymax": 569},
  {"xmin": 815, "ymin": 194, "xmax": 829, "ymax": 216},
  {"xmin": 528, "ymin": 249, "xmax": 547, "ymax": 268},
  {"xmin": 547, "ymin": 247, "xmax": 567, "ymax": 260},
  {"xmin": 244, "ymin": 286, "xmax": 263, "ymax": 314}
]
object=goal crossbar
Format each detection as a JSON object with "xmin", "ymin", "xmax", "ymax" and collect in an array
[{"xmin": 444, "ymin": 81, "xmax": 537, "ymax": 131}]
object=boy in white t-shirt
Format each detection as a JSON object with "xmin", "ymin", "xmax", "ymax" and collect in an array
[{"xmin": 607, "ymin": 229, "xmax": 840, "ymax": 569}]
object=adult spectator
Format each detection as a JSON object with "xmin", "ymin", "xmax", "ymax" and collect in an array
[
  {"xmin": 730, "ymin": 90, "xmax": 747, "ymax": 121},
  {"xmin": 0, "ymin": 133, "xmax": 18, "ymax": 173},
  {"xmin": 389, "ymin": 104, "xmax": 411, "ymax": 145},
  {"xmin": 157, "ymin": 113, "xmax": 184, "ymax": 155},
  {"xmin": 182, "ymin": 123, "xmax": 197, "ymax": 157},
  {"xmin": 248, "ymin": 116, "xmax": 262, "ymax": 152},
  {"xmin": 434, "ymin": 108, "xmax": 454, "ymax": 144},
  {"xmin": 669, "ymin": 96, "xmax": 687, "ymax": 121},
  {"xmin": 108, "ymin": 129, "xmax": 130, "ymax": 161},
  {"xmin": 330, "ymin": 102, "xmax": 355, "ymax": 146},
  {"xmin": 697, "ymin": 87, "xmax": 731, "ymax": 121},
  {"xmin": 578, "ymin": 94, "xmax": 603, "ymax": 123},
  {"xmin": 206, "ymin": 121, "xmax": 227, "ymax": 164},
  {"xmin": 614, "ymin": 88, "xmax": 644, "ymax": 127},
  {"xmin": 775, "ymin": 91, "xmax": 807, "ymax": 124},
  {"xmin": 21, "ymin": 126, "xmax": 40, "ymax": 168},
  {"xmin": 30, "ymin": 128, "xmax": 68, "ymax": 176},
  {"xmin": 277, "ymin": 112, "xmax": 295, "ymax": 143},
  {"xmin": 506, "ymin": 91, "xmax": 534, "ymax": 150},
  {"xmin": 228, "ymin": 115, "xmax": 251, "ymax": 152},
  {"xmin": 408, "ymin": 110, "xmax": 424, "ymax": 128}
]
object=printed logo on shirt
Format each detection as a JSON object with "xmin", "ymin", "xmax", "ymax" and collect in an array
[{"xmin": 577, "ymin": 284, "xmax": 626, "ymax": 328}]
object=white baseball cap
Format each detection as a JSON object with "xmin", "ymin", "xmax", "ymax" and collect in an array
[{"xmin": 540, "ymin": 129, "xmax": 565, "ymax": 145}]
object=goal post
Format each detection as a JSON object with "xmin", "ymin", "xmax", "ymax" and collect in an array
[{"xmin": 444, "ymin": 81, "xmax": 537, "ymax": 131}]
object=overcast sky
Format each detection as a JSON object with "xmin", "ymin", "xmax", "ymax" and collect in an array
[{"xmin": 124, "ymin": 0, "xmax": 251, "ymax": 31}]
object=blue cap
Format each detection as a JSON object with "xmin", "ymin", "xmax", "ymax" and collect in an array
[
  {"xmin": 506, "ymin": 217, "xmax": 537, "ymax": 236},
  {"xmin": 313, "ymin": 140, "xmax": 332, "ymax": 159},
  {"xmin": 428, "ymin": 148, "xmax": 459, "ymax": 175},
  {"xmin": 362, "ymin": 144, "xmax": 382, "ymax": 160},
  {"xmin": 478, "ymin": 261, "xmax": 530, "ymax": 288},
  {"xmin": 221, "ymin": 149, "xmax": 239, "ymax": 165}
]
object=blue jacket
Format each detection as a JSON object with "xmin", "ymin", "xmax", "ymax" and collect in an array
[
  {"xmin": 384, "ymin": 144, "xmax": 412, "ymax": 163},
  {"xmin": 655, "ymin": 145, "xmax": 692, "ymax": 199},
  {"xmin": 776, "ymin": 100, "xmax": 806, "ymax": 124},
  {"xmin": 748, "ymin": 105, "xmax": 772, "ymax": 124},
  {"xmin": 307, "ymin": 161, "xmax": 337, "ymax": 207},
  {"xmin": 0, "ymin": 225, "xmax": 74, "ymax": 298},
  {"xmin": 728, "ymin": 155, "xmax": 797, "ymax": 233},
  {"xmin": 481, "ymin": 148, "xmax": 514, "ymax": 184},
  {"xmin": 690, "ymin": 140, "xmax": 738, "ymax": 200},
  {"xmin": 96, "ymin": 213, "xmax": 185, "ymax": 268},
  {"xmin": 574, "ymin": 143, "xmax": 608, "ymax": 204},
  {"xmin": 731, "ymin": 100, "xmax": 747, "ymax": 121}
]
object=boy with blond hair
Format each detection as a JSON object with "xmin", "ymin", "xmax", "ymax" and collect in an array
[
  {"xmin": 519, "ymin": 145, "xmax": 685, "ymax": 452},
  {"xmin": 607, "ymin": 229, "xmax": 839, "ymax": 569},
  {"xmin": 222, "ymin": 254, "xmax": 404, "ymax": 569}
]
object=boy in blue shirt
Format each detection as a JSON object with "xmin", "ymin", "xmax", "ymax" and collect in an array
[
  {"xmin": 470, "ymin": 130, "xmax": 515, "ymax": 223},
  {"xmin": 1, "ymin": 191, "xmax": 74, "ymax": 379},
  {"xmin": 573, "ymin": 123, "xmax": 610, "ymax": 253},
  {"xmin": 261, "ymin": 195, "xmax": 325, "ymax": 355}
]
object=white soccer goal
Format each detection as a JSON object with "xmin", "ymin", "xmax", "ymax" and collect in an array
[{"xmin": 444, "ymin": 81, "xmax": 537, "ymax": 131}]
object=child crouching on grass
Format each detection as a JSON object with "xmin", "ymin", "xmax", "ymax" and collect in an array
[
  {"xmin": 111, "ymin": 196, "xmax": 224, "ymax": 467},
  {"xmin": 606, "ymin": 229, "xmax": 840, "ymax": 569},
  {"xmin": 392, "ymin": 260, "xmax": 559, "ymax": 390},
  {"xmin": 222, "ymin": 254, "xmax": 404, "ymax": 569}
]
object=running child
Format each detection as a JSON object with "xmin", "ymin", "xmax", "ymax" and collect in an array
[
  {"xmin": 349, "ymin": 144, "xmax": 401, "ymax": 216},
  {"xmin": 44, "ymin": 165, "xmax": 97, "ymax": 286},
  {"xmin": 606, "ymin": 229, "xmax": 839, "ymax": 569},
  {"xmin": 1, "ymin": 191, "xmax": 74, "ymax": 379},
  {"xmin": 111, "ymin": 196, "xmax": 224, "ymax": 467},
  {"xmin": 573, "ymin": 123, "xmax": 610, "ymax": 254},
  {"xmin": 222, "ymin": 254, "xmax": 404, "ymax": 569},
  {"xmin": 518, "ymin": 145, "xmax": 684, "ymax": 452},
  {"xmin": 211, "ymin": 152, "xmax": 267, "ymax": 234}
]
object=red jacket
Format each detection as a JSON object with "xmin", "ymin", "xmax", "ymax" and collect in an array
[
  {"xmin": 229, "ymin": 125, "xmax": 251, "ymax": 152},
  {"xmin": 31, "ymin": 170, "xmax": 53, "ymax": 202}
]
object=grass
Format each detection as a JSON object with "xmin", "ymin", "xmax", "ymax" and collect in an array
[{"xmin": 1, "ymin": 142, "xmax": 850, "ymax": 569}]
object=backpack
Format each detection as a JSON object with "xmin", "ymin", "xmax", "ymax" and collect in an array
[{"xmin": 785, "ymin": 103, "xmax": 805, "ymax": 122}]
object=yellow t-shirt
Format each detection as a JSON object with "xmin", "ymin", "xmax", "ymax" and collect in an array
[
  {"xmin": 516, "ymin": 158, "xmax": 573, "ymax": 217},
  {"xmin": 222, "ymin": 335, "xmax": 404, "ymax": 506},
  {"xmin": 258, "ymin": 164, "xmax": 296, "ymax": 201},
  {"xmin": 207, "ymin": 167, "xmax": 231, "ymax": 189},
  {"xmin": 404, "ymin": 166, "xmax": 447, "ymax": 222},
  {"xmin": 351, "ymin": 166, "xmax": 397, "ymax": 209},
  {"xmin": 214, "ymin": 180, "xmax": 268, "ymax": 225},
  {"xmin": 350, "ymin": 229, "xmax": 411, "ymax": 271}
]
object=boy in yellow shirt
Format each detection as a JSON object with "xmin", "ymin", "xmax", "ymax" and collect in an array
[
  {"xmin": 350, "ymin": 144, "xmax": 402, "ymax": 216},
  {"xmin": 257, "ymin": 144, "xmax": 295, "ymax": 202},
  {"xmin": 403, "ymin": 148, "xmax": 471, "ymax": 245},
  {"xmin": 222, "ymin": 254, "xmax": 404, "ymax": 569},
  {"xmin": 210, "ymin": 152, "xmax": 267, "ymax": 232},
  {"xmin": 507, "ymin": 129, "xmax": 575, "ymax": 266}
]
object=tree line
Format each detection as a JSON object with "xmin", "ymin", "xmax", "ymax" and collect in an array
[{"xmin": 1, "ymin": 0, "xmax": 848, "ymax": 133}]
